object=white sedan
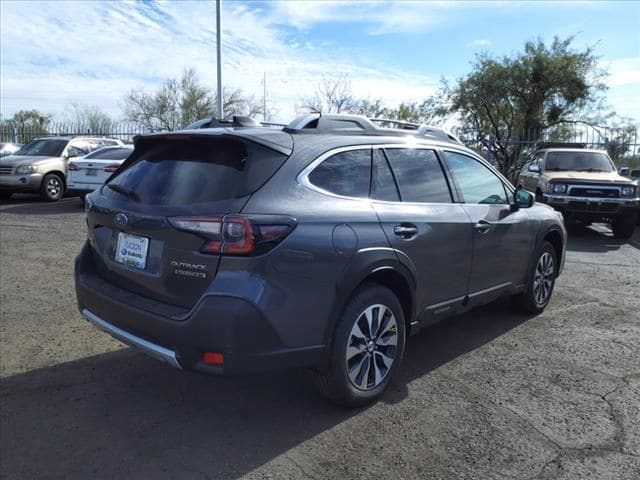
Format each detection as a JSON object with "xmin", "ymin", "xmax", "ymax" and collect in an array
[{"xmin": 67, "ymin": 145, "xmax": 133, "ymax": 200}]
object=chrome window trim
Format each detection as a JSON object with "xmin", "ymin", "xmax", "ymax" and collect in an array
[{"xmin": 297, "ymin": 142, "xmax": 475, "ymax": 205}]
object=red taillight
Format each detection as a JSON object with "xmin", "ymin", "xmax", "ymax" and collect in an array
[
  {"xmin": 202, "ymin": 352, "xmax": 224, "ymax": 365},
  {"xmin": 68, "ymin": 162, "xmax": 78, "ymax": 171},
  {"xmin": 168, "ymin": 215, "xmax": 294, "ymax": 256},
  {"xmin": 103, "ymin": 164, "xmax": 120, "ymax": 173}
]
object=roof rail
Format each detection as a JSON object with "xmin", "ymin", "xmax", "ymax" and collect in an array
[
  {"xmin": 184, "ymin": 116, "xmax": 265, "ymax": 130},
  {"xmin": 368, "ymin": 118, "xmax": 419, "ymax": 130},
  {"xmin": 285, "ymin": 114, "xmax": 378, "ymax": 132},
  {"xmin": 285, "ymin": 114, "xmax": 462, "ymax": 144}
]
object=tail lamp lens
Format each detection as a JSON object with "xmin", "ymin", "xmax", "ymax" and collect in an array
[
  {"xmin": 104, "ymin": 164, "xmax": 120, "ymax": 173},
  {"xmin": 168, "ymin": 215, "xmax": 294, "ymax": 256},
  {"xmin": 68, "ymin": 162, "xmax": 78, "ymax": 171}
]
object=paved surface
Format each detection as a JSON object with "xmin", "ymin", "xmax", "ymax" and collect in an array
[{"xmin": 1, "ymin": 194, "xmax": 639, "ymax": 480}]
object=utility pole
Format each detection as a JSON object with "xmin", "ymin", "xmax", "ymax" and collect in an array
[
  {"xmin": 216, "ymin": 0, "xmax": 223, "ymax": 119},
  {"xmin": 263, "ymin": 71, "xmax": 266, "ymax": 122}
]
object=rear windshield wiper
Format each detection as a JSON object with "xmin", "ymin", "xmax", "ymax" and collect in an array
[{"xmin": 106, "ymin": 183, "xmax": 140, "ymax": 202}]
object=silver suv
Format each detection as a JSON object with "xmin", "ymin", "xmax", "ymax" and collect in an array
[
  {"xmin": 0, "ymin": 136, "xmax": 123, "ymax": 201},
  {"xmin": 75, "ymin": 114, "xmax": 566, "ymax": 406}
]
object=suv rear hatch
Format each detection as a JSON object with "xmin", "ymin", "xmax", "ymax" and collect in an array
[{"xmin": 85, "ymin": 131, "xmax": 292, "ymax": 309}]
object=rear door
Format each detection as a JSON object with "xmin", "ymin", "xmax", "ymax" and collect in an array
[
  {"xmin": 442, "ymin": 150, "xmax": 532, "ymax": 304},
  {"xmin": 372, "ymin": 147, "xmax": 472, "ymax": 322},
  {"xmin": 86, "ymin": 135, "xmax": 290, "ymax": 309}
]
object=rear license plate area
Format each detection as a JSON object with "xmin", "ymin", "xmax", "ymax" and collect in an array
[{"xmin": 115, "ymin": 232, "xmax": 149, "ymax": 270}]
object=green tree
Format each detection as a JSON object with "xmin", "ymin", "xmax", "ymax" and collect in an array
[
  {"xmin": 0, "ymin": 110, "xmax": 52, "ymax": 143},
  {"xmin": 444, "ymin": 36, "xmax": 607, "ymax": 179}
]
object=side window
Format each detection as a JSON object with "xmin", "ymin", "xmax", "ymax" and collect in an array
[
  {"xmin": 444, "ymin": 151, "xmax": 509, "ymax": 205},
  {"xmin": 371, "ymin": 149, "xmax": 400, "ymax": 202},
  {"xmin": 308, "ymin": 149, "xmax": 371, "ymax": 198},
  {"xmin": 384, "ymin": 148, "xmax": 452, "ymax": 203}
]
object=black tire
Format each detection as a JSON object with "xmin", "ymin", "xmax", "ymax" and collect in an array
[
  {"xmin": 514, "ymin": 241, "xmax": 557, "ymax": 315},
  {"xmin": 0, "ymin": 192, "xmax": 12, "ymax": 200},
  {"xmin": 314, "ymin": 283, "xmax": 406, "ymax": 407},
  {"xmin": 40, "ymin": 173, "xmax": 64, "ymax": 201},
  {"xmin": 611, "ymin": 212, "xmax": 637, "ymax": 239},
  {"xmin": 79, "ymin": 193, "xmax": 87, "ymax": 203}
]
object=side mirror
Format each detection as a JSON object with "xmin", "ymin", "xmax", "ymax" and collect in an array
[
  {"xmin": 619, "ymin": 166, "xmax": 630, "ymax": 176},
  {"xmin": 528, "ymin": 164, "xmax": 540, "ymax": 173},
  {"xmin": 514, "ymin": 188, "xmax": 535, "ymax": 209}
]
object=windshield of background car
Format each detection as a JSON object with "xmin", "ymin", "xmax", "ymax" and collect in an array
[
  {"xmin": 14, "ymin": 139, "xmax": 68, "ymax": 157},
  {"xmin": 104, "ymin": 137, "xmax": 287, "ymax": 205},
  {"xmin": 85, "ymin": 147, "xmax": 133, "ymax": 160},
  {"xmin": 545, "ymin": 151, "xmax": 614, "ymax": 172}
]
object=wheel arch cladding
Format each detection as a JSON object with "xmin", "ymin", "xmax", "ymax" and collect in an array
[
  {"xmin": 543, "ymin": 229, "xmax": 563, "ymax": 275},
  {"xmin": 362, "ymin": 268, "xmax": 414, "ymax": 335}
]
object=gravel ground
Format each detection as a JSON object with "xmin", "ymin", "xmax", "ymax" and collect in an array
[{"xmin": 1, "ymin": 195, "xmax": 639, "ymax": 480}]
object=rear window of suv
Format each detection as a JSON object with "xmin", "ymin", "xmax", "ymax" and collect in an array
[{"xmin": 105, "ymin": 137, "xmax": 287, "ymax": 205}]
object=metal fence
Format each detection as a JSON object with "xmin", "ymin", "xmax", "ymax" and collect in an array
[
  {"xmin": 456, "ymin": 124, "xmax": 640, "ymax": 166},
  {"xmin": 0, "ymin": 122, "xmax": 151, "ymax": 145},
  {"xmin": 2, "ymin": 120, "xmax": 638, "ymax": 168}
]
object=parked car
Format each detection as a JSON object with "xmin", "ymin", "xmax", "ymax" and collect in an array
[
  {"xmin": 67, "ymin": 145, "xmax": 133, "ymax": 200},
  {"xmin": 76, "ymin": 114, "xmax": 566, "ymax": 406},
  {"xmin": 0, "ymin": 142, "xmax": 21, "ymax": 157},
  {"xmin": 518, "ymin": 148, "xmax": 639, "ymax": 239},
  {"xmin": 0, "ymin": 136, "xmax": 124, "ymax": 201}
]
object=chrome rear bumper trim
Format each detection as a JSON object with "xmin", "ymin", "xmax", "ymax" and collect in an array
[{"xmin": 82, "ymin": 308, "xmax": 182, "ymax": 369}]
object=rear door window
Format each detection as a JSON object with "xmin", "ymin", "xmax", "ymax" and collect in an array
[
  {"xmin": 105, "ymin": 137, "xmax": 287, "ymax": 205},
  {"xmin": 308, "ymin": 149, "xmax": 371, "ymax": 198},
  {"xmin": 371, "ymin": 149, "xmax": 400, "ymax": 202},
  {"xmin": 384, "ymin": 148, "xmax": 452, "ymax": 203}
]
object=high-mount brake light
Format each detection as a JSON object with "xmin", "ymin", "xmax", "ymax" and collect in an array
[
  {"xmin": 103, "ymin": 163, "xmax": 120, "ymax": 173},
  {"xmin": 168, "ymin": 215, "xmax": 295, "ymax": 256}
]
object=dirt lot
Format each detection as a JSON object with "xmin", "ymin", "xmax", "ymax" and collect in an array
[{"xmin": 1, "ymin": 195, "xmax": 639, "ymax": 480}]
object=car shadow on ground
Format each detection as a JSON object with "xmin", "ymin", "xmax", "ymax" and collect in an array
[
  {"xmin": 0, "ymin": 194, "xmax": 84, "ymax": 215},
  {"xmin": 0, "ymin": 300, "xmax": 530, "ymax": 479},
  {"xmin": 565, "ymin": 222, "xmax": 640, "ymax": 253}
]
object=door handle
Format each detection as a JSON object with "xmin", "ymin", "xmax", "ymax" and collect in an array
[
  {"xmin": 394, "ymin": 224, "xmax": 418, "ymax": 239},
  {"xmin": 474, "ymin": 220, "xmax": 492, "ymax": 234}
]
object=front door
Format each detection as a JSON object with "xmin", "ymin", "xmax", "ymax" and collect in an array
[{"xmin": 441, "ymin": 150, "xmax": 533, "ymax": 305}]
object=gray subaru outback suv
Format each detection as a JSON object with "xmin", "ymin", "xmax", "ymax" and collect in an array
[{"xmin": 75, "ymin": 114, "xmax": 566, "ymax": 406}]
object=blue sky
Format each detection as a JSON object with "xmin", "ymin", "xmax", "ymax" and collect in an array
[{"xmin": 1, "ymin": 0, "xmax": 639, "ymax": 123}]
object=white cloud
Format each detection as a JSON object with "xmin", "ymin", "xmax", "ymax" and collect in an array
[
  {"xmin": 606, "ymin": 58, "xmax": 640, "ymax": 87},
  {"xmin": 466, "ymin": 39, "xmax": 492, "ymax": 48},
  {"xmin": 0, "ymin": 0, "xmax": 441, "ymax": 123}
]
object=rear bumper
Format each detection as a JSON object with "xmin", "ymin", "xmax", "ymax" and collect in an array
[
  {"xmin": 66, "ymin": 180, "xmax": 101, "ymax": 195},
  {"xmin": 82, "ymin": 309, "xmax": 182, "ymax": 369},
  {"xmin": 0, "ymin": 173, "xmax": 43, "ymax": 192},
  {"xmin": 75, "ymin": 242, "xmax": 326, "ymax": 375}
]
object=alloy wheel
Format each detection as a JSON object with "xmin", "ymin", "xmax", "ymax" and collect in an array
[
  {"xmin": 345, "ymin": 304, "xmax": 398, "ymax": 391},
  {"xmin": 533, "ymin": 252, "xmax": 554, "ymax": 305}
]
